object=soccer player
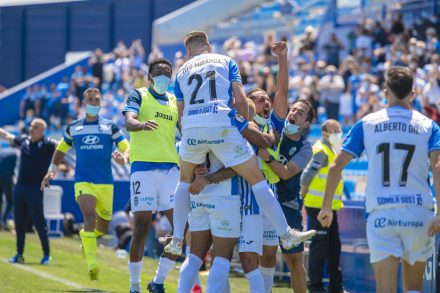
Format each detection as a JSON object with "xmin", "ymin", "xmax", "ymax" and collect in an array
[
  {"xmin": 238, "ymin": 41, "xmax": 297, "ymax": 293},
  {"xmin": 318, "ymin": 66, "xmax": 440, "ymax": 292},
  {"xmin": 167, "ymin": 31, "xmax": 315, "ymax": 260},
  {"xmin": 122, "ymin": 58, "xmax": 180, "ymax": 293},
  {"xmin": 257, "ymin": 99, "xmax": 315, "ymax": 293},
  {"xmin": 178, "ymin": 151, "xmax": 240, "ymax": 293},
  {"xmin": 41, "ymin": 88, "xmax": 129, "ymax": 280}
]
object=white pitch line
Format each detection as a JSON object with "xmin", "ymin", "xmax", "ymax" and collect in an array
[{"xmin": 1, "ymin": 257, "xmax": 97, "ymax": 291}]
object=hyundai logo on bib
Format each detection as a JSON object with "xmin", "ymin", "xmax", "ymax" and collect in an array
[
  {"xmin": 80, "ymin": 135, "xmax": 104, "ymax": 150},
  {"xmin": 82, "ymin": 135, "xmax": 100, "ymax": 145}
]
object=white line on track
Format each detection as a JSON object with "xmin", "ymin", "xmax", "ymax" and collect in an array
[{"xmin": 1, "ymin": 257, "xmax": 100, "ymax": 292}]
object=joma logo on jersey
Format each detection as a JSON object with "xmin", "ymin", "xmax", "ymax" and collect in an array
[
  {"xmin": 82, "ymin": 135, "xmax": 100, "ymax": 145},
  {"xmin": 155, "ymin": 112, "xmax": 173, "ymax": 121}
]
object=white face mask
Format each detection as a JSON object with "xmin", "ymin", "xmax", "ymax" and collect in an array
[
  {"xmin": 253, "ymin": 114, "xmax": 269, "ymax": 126},
  {"xmin": 328, "ymin": 132, "xmax": 342, "ymax": 147}
]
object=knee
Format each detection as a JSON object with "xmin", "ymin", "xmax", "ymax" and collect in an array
[
  {"xmin": 240, "ymin": 254, "xmax": 259, "ymax": 273},
  {"xmin": 260, "ymin": 253, "xmax": 276, "ymax": 268},
  {"xmin": 132, "ymin": 218, "xmax": 150, "ymax": 238}
]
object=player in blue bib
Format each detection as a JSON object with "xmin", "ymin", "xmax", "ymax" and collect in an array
[{"xmin": 42, "ymin": 88, "xmax": 129, "ymax": 280}]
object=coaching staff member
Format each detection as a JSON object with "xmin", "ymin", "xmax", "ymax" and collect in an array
[{"xmin": 0, "ymin": 118, "xmax": 56, "ymax": 265}]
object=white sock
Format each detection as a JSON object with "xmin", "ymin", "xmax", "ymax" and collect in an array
[
  {"xmin": 406, "ymin": 291, "xmax": 420, "ymax": 293},
  {"xmin": 206, "ymin": 257, "xmax": 231, "ymax": 293},
  {"xmin": 153, "ymin": 256, "xmax": 175, "ymax": 284},
  {"xmin": 245, "ymin": 269, "xmax": 265, "ymax": 293},
  {"xmin": 185, "ymin": 246, "xmax": 190, "ymax": 257},
  {"xmin": 251, "ymin": 181, "xmax": 289, "ymax": 236},
  {"xmin": 178, "ymin": 254, "xmax": 203, "ymax": 293},
  {"xmin": 128, "ymin": 260, "xmax": 143, "ymax": 290},
  {"xmin": 194, "ymin": 271, "xmax": 201, "ymax": 286},
  {"xmin": 259, "ymin": 266, "xmax": 275, "ymax": 293},
  {"xmin": 173, "ymin": 182, "xmax": 190, "ymax": 240}
]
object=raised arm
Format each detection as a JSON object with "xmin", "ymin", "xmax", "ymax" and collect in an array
[
  {"xmin": 272, "ymin": 41, "xmax": 289, "ymax": 119},
  {"xmin": 0, "ymin": 128, "xmax": 16, "ymax": 145}
]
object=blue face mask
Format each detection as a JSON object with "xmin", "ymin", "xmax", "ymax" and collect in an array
[
  {"xmin": 85, "ymin": 104, "xmax": 100, "ymax": 117},
  {"xmin": 284, "ymin": 120, "xmax": 302, "ymax": 135},
  {"xmin": 152, "ymin": 75, "xmax": 171, "ymax": 95}
]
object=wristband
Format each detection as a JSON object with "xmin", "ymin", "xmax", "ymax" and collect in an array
[{"xmin": 49, "ymin": 163, "xmax": 57, "ymax": 173}]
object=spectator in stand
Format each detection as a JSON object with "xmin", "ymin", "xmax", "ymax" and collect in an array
[
  {"xmin": 356, "ymin": 74, "xmax": 380, "ymax": 119},
  {"xmin": 56, "ymin": 77, "xmax": 70, "ymax": 98},
  {"xmin": 355, "ymin": 26, "xmax": 374, "ymax": 58},
  {"xmin": 130, "ymin": 39, "xmax": 145, "ymax": 70},
  {"xmin": 422, "ymin": 67, "xmax": 440, "ymax": 115},
  {"xmin": 89, "ymin": 49, "xmax": 106, "ymax": 90},
  {"xmin": 390, "ymin": 13, "xmax": 405, "ymax": 35},
  {"xmin": 324, "ymin": 33, "xmax": 344, "ymax": 67},
  {"xmin": 20, "ymin": 87, "xmax": 36, "ymax": 120},
  {"xmin": 318, "ymin": 65, "xmax": 345, "ymax": 121}
]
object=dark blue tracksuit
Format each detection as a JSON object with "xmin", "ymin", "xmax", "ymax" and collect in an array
[{"xmin": 13, "ymin": 135, "xmax": 56, "ymax": 257}]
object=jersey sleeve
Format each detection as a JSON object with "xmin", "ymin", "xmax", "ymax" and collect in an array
[
  {"xmin": 174, "ymin": 76, "xmax": 184, "ymax": 102},
  {"xmin": 122, "ymin": 90, "xmax": 142, "ymax": 116},
  {"xmin": 341, "ymin": 120, "xmax": 365, "ymax": 158},
  {"xmin": 270, "ymin": 112, "xmax": 285, "ymax": 134},
  {"xmin": 301, "ymin": 151, "xmax": 328, "ymax": 187},
  {"xmin": 429, "ymin": 121, "xmax": 440, "ymax": 153},
  {"xmin": 111, "ymin": 123, "xmax": 125, "ymax": 145},
  {"xmin": 63, "ymin": 125, "xmax": 73, "ymax": 146},
  {"xmin": 13, "ymin": 134, "xmax": 26, "ymax": 146},
  {"xmin": 228, "ymin": 59, "xmax": 242, "ymax": 83},
  {"xmin": 291, "ymin": 141, "xmax": 313, "ymax": 170}
]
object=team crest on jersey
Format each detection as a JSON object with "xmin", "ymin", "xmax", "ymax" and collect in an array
[
  {"xmin": 289, "ymin": 147, "xmax": 297, "ymax": 156},
  {"xmin": 133, "ymin": 196, "xmax": 138, "ymax": 206},
  {"xmin": 235, "ymin": 114, "xmax": 245, "ymax": 122}
]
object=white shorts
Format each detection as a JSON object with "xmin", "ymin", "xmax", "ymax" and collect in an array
[
  {"xmin": 130, "ymin": 167, "xmax": 179, "ymax": 213},
  {"xmin": 189, "ymin": 195, "xmax": 241, "ymax": 238},
  {"xmin": 367, "ymin": 206, "xmax": 435, "ymax": 265},
  {"xmin": 179, "ymin": 126, "xmax": 254, "ymax": 168},
  {"xmin": 239, "ymin": 213, "xmax": 278, "ymax": 255}
]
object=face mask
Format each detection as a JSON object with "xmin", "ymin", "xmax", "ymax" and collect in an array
[
  {"xmin": 85, "ymin": 104, "xmax": 100, "ymax": 117},
  {"xmin": 151, "ymin": 75, "xmax": 171, "ymax": 95},
  {"xmin": 328, "ymin": 132, "xmax": 342, "ymax": 146},
  {"xmin": 253, "ymin": 114, "xmax": 269, "ymax": 126},
  {"xmin": 284, "ymin": 120, "xmax": 302, "ymax": 135}
]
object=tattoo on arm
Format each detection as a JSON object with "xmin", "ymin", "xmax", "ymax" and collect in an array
[{"xmin": 206, "ymin": 167, "xmax": 237, "ymax": 184}]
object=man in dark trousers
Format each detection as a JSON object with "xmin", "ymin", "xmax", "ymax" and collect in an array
[
  {"xmin": 0, "ymin": 148, "xmax": 17, "ymax": 230},
  {"xmin": 0, "ymin": 118, "xmax": 56, "ymax": 265},
  {"xmin": 301, "ymin": 119, "xmax": 344, "ymax": 293}
]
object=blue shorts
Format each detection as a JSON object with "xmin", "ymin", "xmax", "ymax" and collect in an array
[{"xmin": 279, "ymin": 197, "xmax": 304, "ymax": 254}]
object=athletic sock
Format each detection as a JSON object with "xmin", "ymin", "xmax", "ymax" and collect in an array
[
  {"xmin": 206, "ymin": 257, "xmax": 231, "ymax": 293},
  {"xmin": 153, "ymin": 256, "xmax": 175, "ymax": 284},
  {"xmin": 251, "ymin": 180, "xmax": 289, "ymax": 235},
  {"xmin": 245, "ymin": 269, "xmax": 265, "ymax": 293},
  {"xmin": 94, "ymin": 229, "xmax": 104, "ymax": 238},
  {"xmin": 178, "ymin": 254, "xmax": 203, "ymax": 293},
  {"xmin": 172, "ymin": 182, "xmax": 190, "ymax": 240},
  {"xmin": 259, "ymin": 266, "xmax": 275, "ymax": 293},
  {"xmin": 128, "ymin": 260, "xmax": 143, "ymax": 291},
  {"xmin": 79, "ymin": 229, "xmax": 97, "ymax": 270}
]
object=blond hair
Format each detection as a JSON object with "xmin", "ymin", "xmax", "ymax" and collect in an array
[{"xmin": 184, "ymin": 31, "xmax": 209, "ymax": 50}]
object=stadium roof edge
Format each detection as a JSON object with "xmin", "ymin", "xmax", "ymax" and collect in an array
[
  {"xmin": 152, "ymin": 0, "xmax": 266, "ymax": 45},
  {"xmin": 0, "ymin": 0, "xmax": 84, "ymax": 8}
]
